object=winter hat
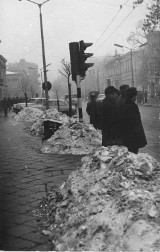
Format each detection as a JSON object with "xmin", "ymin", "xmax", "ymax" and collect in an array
[
  {"xmin": 126, "ymin": 87, "xmax": 138, "ymax": 99},
  {"xmin": 119, "ymin": 84, "xmax": 129, "ymax": 91},
  {"xmin": 104, "ymin": 86, "xmax": 117, "ymax": 96}
]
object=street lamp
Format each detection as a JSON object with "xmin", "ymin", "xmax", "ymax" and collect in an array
[
  {"xmin": 114, "ymin": 43, "xmax": 134, "ymax": 87},
  {"xmin": 20, "ymin": 0, "xmax": 50, "ymax": 109}
]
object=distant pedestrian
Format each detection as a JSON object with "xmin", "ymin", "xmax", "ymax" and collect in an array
[
  {"xmin": 86, "ymin": 93, "xmax": 100, "ymax": 129},
  {"xmin": 2, "ymin": 98, "xmax": 8, "ymax": 117},
  {"xmin": 7, "ymin": 97, "xmax": 12, "ymax": 112},
  {"xmin": 101, "ymin": 86, "xmax": 123, "ymax": 146},
  {"xmin": 123, "ymin": 87, "xmax": 147, "ymax": 154},
  {"xmin": 144, "ymin": 90, "xmax": 148, "ymax": 103}
]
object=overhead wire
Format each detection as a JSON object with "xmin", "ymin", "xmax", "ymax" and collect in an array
[
  {"xmin": 93, "ymin": 0, "xmax": 131, "ymax": 46},
  {"xmin": 81, "ymin": 0, "xmax": 131, "ymax": 7},
  {"xmin": 93, "ymin": 7, "xmax": 135, "ymax": 54}
]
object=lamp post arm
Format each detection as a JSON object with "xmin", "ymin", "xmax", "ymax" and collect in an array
[
  {"xmin": 26, "ymin": 0, "xmax": 40, "ymax": 6},
  {"xmin": 41, "ymin": 0, "xmax": 50, "ymax": 6}
]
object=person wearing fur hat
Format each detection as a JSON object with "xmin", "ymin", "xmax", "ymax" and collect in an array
[
  {"xmin": 123, "ymin": 87, "xmax": 147, "ymax": 154},
  {"xmin": 101, "ymin": 86, "xmax": 123, "ymax": 146}
]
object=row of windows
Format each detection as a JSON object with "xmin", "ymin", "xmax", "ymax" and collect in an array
[{"xmin": 107, "ymin": 60, "xmax": 132, "ymax": 75}]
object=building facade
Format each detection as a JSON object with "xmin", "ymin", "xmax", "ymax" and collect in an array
[
  {"xmin": 105, "ymin": 31, "xmax": 160, "ymax": 97},
  {"xmin": 6, "ymin": 70, "xmax": 29, "ymax": 98},
  {"xmin": 105, "ymin": 49, "xmax": 144, "ymax": 91},
  {"xmin": 145, "ymin": 31, "xmax": 160, "ymax": 97},
  {"xmin": 0, "ymin": 55, "xmax": 7, "ymax": 111},
  {"xmin": 7, "ymin": 59, "xmax": 40, "ymax": 98},
  {"xmin": 0, "ymin": 55, "xmax": 7, "ymax": 99}
]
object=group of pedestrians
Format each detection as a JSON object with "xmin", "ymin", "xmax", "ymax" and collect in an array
[
  {"xmin": 1, "ymin": 96, "xmax": 24, "ymax": 117},
  {"xmin": 86, "ymin": 85, "xmax": 147, "ymax": 154}
]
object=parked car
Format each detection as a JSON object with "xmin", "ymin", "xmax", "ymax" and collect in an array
[
  {"xmin": 28, "ymin": 98, "xmax": 46, "ymax": 111},
  {"xmin": 97, "ymin": 93, "xmax": 105, "ymax": 102},
  {"xmin": 12, "ymin": 102, "xmax": 34, "ymax": 114},
  {"xmin": 49, "ymin": 99, "xmax": 77, "ymax": 116},
  {"xmin": 12, "ymin": 98, "xmax": 46, "ymax": 114},
  {"xmin": 64, "ymin": 93, "xmax": 78, "ymax": 107}
]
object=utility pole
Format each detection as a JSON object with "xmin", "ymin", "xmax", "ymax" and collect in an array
[{"xmin": 21, "ymin": 0, "xmax": 50, "ymax": 109}]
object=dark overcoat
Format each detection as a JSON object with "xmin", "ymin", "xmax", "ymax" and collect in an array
[
  {"xmin": 123, "ymin": 99, "xmax": 147, "ymax": 150},
  {"xmin": 86, "ymin": 100, "xmax": 101, "ymax": 129},
  {"xmin": 100, "ymin": 96, "xmax": 123, "ymax": 146}
]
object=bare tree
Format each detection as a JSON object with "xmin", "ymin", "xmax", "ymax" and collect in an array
[
  {"xmin": 21, "ymin": 77, "xmax": 29, "ymax": 107},
  {"xmin": 133, "ymin": 0, "xmax": 160, "ymax": 33},
  {"xmin": 127, "ymin": 20, "xmax": 147, "ymax": 47},
  {"xmin": 30, "ymin": 85, "xmax": 35, "ymax": 98},
  {"xmin": 58, "ymin": 58, "xmax": 72, "ymax": 117},
  {"xmin": 51, "ymin": 80, "xmax": 61, "ymax": 111}
]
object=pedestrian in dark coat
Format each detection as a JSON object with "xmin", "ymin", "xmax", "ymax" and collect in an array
[
  {"xmin": 101, "ymin": 86, "xmax": 123, "ymax": 146},
  {"xmin": 123, "ymin": 87, "xmax": 147, "ymax": 154},
  {"xmin": 2, "ymin": 98, "xmax": 8, "ymax": 117},
  {"xmin": 86, "ymin": 93, "xmax": 100, "ymax": 129},
  {"xmin": 117, "ymin": 84, "xmax": 129, "ymax": 106}
]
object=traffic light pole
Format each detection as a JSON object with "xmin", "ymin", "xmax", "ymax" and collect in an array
[{"xmin": 76, "ymin": 75, "xmax": 83, "ymax": 122}]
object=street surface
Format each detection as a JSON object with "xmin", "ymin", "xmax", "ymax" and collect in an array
[
  {"xmin": 0, "ymin": 113, "xmax": 81, "ymax": 250},
  {"xmin": 0, "ymin": 103, "xmax": 159, "ymax": 250}
]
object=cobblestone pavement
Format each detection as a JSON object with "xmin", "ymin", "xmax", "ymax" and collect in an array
[{"xmin": 0, "ymin": 112, "xmax": 82, "ymax": 251}]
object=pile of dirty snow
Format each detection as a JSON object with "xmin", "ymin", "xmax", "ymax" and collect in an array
[
  {"xmin": 41, "ymin": 122, "xmax": 102, "ymax": 155},
  {"xmin": 14, "ymin": 107, "xmax": 43, "ymax": 123},
  {"xmin": 14, "ymin": 107, "xmax": 76, "ymax": 136},
  {"xmin": 39, "ymin": 146, "xmax": 160, "ymax": 251}
]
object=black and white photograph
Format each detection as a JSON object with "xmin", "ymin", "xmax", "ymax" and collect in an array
[{"xmin": 0, "ymin": 0, "xmax": 160, "ymax": 251}]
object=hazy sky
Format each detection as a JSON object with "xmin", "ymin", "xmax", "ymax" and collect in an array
[{"xmin": 0, "ymin": 0, "xmax": 150, "ymax": 81}]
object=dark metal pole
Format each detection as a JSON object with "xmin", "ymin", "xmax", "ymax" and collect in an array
[
  {"xmin": 39, "ymin": 5, "xmax": 49, "ymax": 109},
  {"xmin": 76, "ymin": 75, "xmax": 83, "ymax": 122}
]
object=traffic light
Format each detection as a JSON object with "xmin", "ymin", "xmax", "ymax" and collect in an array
[
  {"xmin": 79, "ymin": 40, "xmax": 94, "ymax": 78},
  {"xmin": 69, "ymin": 42, "xmax": 80, "ymax": 82}
]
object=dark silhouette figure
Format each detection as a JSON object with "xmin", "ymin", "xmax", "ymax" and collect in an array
[
  {"xmin": 144, "ymin": 90, "xmax": 148, "ymax": 103},
  {"xmin": 2, "ymin": 98, "xmax": 8, "ymax": 117},
  {"xmin": 86, "ymin": 93, "xmax": 100, "ymax": 129},
  {"xmin": 7, "ymin": 97, "xmax": 12, "ymax": 112},
  {"xmin": 101, "ymin": 86, "xmax": 122, "ymax": 146},
  {"xmin": 117, "ymin": 84, "xmax": 129, "ymax": 105},
  {"xmin": 123, "ymin": 87, "xmax": 147, "ymax": 154}
]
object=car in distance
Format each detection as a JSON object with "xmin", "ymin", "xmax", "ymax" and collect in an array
[
  {"xmin": 64, "ymin": 93, "xmax": 78, "ymax": 107},
  {"xmin": 12, "ymin": 98, "xmax": 46, "ymax": 114},
  {"xmin": 12, "ymin": 98, "xmax": 77, "ymax": 117},
  {"xmin": 49, "ymin": 99, "xmax": 77, "ymax": 116},
  {"xmin": 12, "ymin": 102, "xmax": 34, "ymax": 114},
  {"xmin": 97, "ymin": 93, "xmax": 105, "ymax": 102}
]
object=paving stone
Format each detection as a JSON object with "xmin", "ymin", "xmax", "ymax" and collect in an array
[
  {"xmin": 23, "ymin": 219, "xmax": 40, "ymax": 228},
  {"xmin": 1, "ymin": 236, "xmax": 36, "ymax": 250},
  {"xmin": 32, "ymin": 243, "xmax": 52, "ymax": 251},
  {"xmin": 6, "ymin": 214, "xmax": 36, "ymax": 225},
  {"xmin": 6, "ymin": 225, "xmax": 36, "ymax": 237},
  {"xmin": 30, "ymin": 192, "xmax": 47, "ymax": 200},
  {"xmin": 22, "ymin": 231, "xmax": 45, "ymax": 244}
]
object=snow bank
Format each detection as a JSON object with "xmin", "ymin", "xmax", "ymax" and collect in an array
[
  {"xmin": 14, "ymin": 107, "xmax": 76, "ymax": 135},
  {"xmin": 42, "ymin": 146, "xmax": 160, "ymax": 251},
  {"xmin": 41, "ymin": 122, "xmax": 102, "ymax": 155}
]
